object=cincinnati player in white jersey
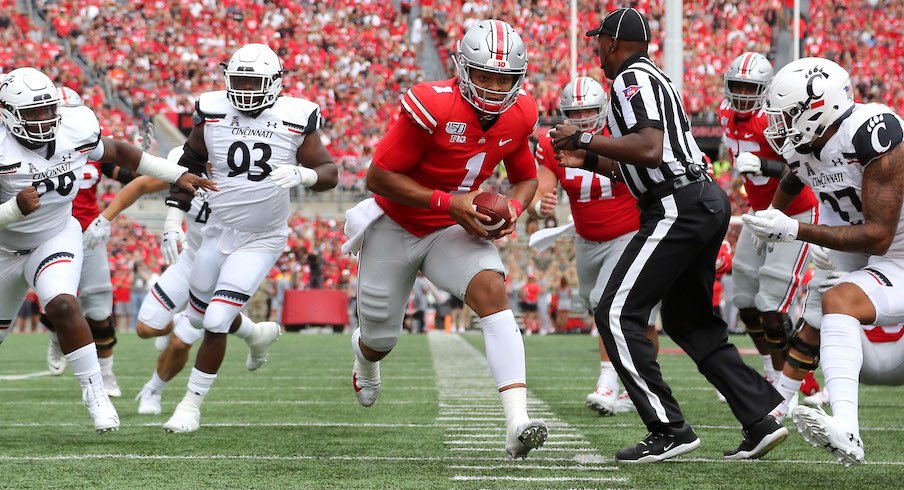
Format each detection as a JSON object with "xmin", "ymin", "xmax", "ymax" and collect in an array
[
  {"xmin": 162, "ymin": 44, "xmax": 338, "ymax": 433},
  {"xmin": 42, "ymin": 86, "xmax": 138, "ymax": 399},
  {"xmin": 743, "ymin": 58, "xmax": 904, "ymax": 465},
  {"xmin": 83, "ymin": 147, "xmax": 281, "ymax": 415},
  {"xmin": 0, "ymin": 67, "xmax": 212, "ymax": 432}
]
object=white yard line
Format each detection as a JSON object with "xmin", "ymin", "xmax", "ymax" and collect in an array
[
  {"xmin": 0, "ymin": 371, "xmax": 53, "ymax": 381},
  {"xmin": 428, "ymin": 332, "xmax": 614, "ymax": 488}
]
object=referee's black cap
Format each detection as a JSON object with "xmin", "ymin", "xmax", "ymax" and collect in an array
[{"xmin": 586, "ymin": 7, "xmax": 651, "ymax": 42}]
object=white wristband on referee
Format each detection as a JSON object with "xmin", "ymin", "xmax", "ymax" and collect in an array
[
  {"xmin": 137, "ymin": 152, "xmax": 188, "ymax": 184},
  {"xmin": 0, "ymin": 198, "xmax": 26, "ymax": 229}
]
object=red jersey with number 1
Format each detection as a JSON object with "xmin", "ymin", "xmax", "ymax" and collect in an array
[
  {"xmin": 720, "ymin": 100, "xmax": 817, "ymax": 215},
  {"xmin": 373, "ymin": 78, "xmax": 538, "ymax": 237},
  {"xmin": 534, "ymin": 129, "xmax": 639, "ymax": 242},
  {"xmin": 72, "ymin": 160, "xmax": 102, "ymax": 231}
]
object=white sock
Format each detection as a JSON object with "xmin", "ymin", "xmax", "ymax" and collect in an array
[
  {"xmin": 761, "ymin": 355, "xmax": 776, "ymax": 379},
  {"xmin": 820, "ymin": 313, "xmax": 863, "ymax": 437},
  {"xmin": 146, "ymin": 371, "xmax": 168, "ymax": 393},
  {"xmin": 775, "ymin": 374, "xmax": 803, "ymax": 404},
  {"xmin": 66, "ymin": 343, "xmax": 103, "ymax": 389},
  {"xmin": 233, "ymin": 314, "xmax": 255, "ymax": 339},
  {"xmin": 352, "ymin": 328, "xmax": 379, "ymax": 378},
  {"xmin": 98, "ymin": 355, "xmax": 113, "ymax": 375},
  {"xmin": 481, "ymin": 310, "xmax": 526, "ymax": 389},
  {"xmin": 597, "ymin": 361, "xmax": 619, "ymax": 392},
  {"xmin": 185, "ymin": 367, "xmax": 217, "ymax": 406},
  {"xmin": 500, "ymin": 386, "xmax": 530, "ymax": 429}
]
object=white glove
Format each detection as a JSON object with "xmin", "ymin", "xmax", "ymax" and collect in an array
[
  {"xmin": 735, "ymin": 152, "xmax": 762, "ymax": 175},
  {"xmin": 270, "ymin": 166, "xmax": 318, "ymax": 189},
  {"xmin": 810, "ymin": 245, "xmax": 835, "ymax": 270},
  {"xmin": 818, "ymin": 270, "xmax": 849, "ymax": 293},
  {"xmin": 741, "ymin": 208, "xmax": 799, "ymax": 243},
  {"xmin": 161, "ymin": 206, "xmax": 186, "ymax": 265},
  {"xmin": 82, "ymin": 215, "xmax": 111, "ymax": 249}
]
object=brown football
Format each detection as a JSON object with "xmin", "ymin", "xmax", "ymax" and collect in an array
[{"xmin": 472, "ymin": 192, "xmax": 511, "ymax": 238}]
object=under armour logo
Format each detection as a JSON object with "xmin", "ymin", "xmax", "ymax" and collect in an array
[
  {"xmin": 266, "ymin": 122, "xmax": 278, "ymax": 129},
  {"xmin": 60, "ymin": 153, "xmax": 72, "ymax": 162}
]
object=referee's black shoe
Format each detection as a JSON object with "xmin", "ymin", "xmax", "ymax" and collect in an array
[
  {"xmin": 723, "ymin": 414, "xmax": 788, "ymax": 460},
  {"xmin": 615, "ymin": 424, "xmax": 700, "ymax": 463}
]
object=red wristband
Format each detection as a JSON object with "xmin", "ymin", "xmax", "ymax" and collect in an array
[
  {"xmin": 430, "ymin": 190, "xmax": 453, "ymax": 213},
  {"xmin": 510, "ymin": 199, "xmax": 524, "ymax": 218}
]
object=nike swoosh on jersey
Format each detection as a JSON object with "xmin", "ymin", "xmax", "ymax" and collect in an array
[
  {"xmin": 499, "ymin": 139, "xmax": 513, "ymax": 146},
  {"xmin": 744, "ymin": 133, "xmax": 754, "ymax": 138}
]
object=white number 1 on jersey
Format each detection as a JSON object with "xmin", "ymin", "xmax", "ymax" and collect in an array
[{"xmin": 456, "ymin": 152, "xmax": 486, "ymax": 193}]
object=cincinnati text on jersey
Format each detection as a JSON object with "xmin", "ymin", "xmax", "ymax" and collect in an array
[
  {"xmin": 31, "ymin": 161, "xmax": 72, "ymax": 180},
  {"xmin": 810, "ymin": 171, "xmax": 846, "ymax": 188},
  {"xmin": 230, "ymin": 127, "xmax": 275, "ymax": 138}
]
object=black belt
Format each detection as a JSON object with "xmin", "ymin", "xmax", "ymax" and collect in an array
[{"xmin": 639, "ymin": 165, "xmax": 710, "ymax": 206}]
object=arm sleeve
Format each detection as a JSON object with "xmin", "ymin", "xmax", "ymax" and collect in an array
[
  {"xmin": 503, "ymin": 136, "xmax": 538, "ymax": 183},
  {"xmin": 372, "ymin": 112, "xmax": 431, "ymax": 173},
  {"xmin": 779, "ymin": 170, "xmax": 806, "ymax": 196},
  {"xmin": 760, "ymin": 159, "xmax": 786, "ymax": 178},
  {"xmin": 852, "ymin": 112, "xmax": 903, "ymax": 166},
  {"xmin": 612, "ymin": 70, "xmax": 664, "ymax": 133},
  {"xmin": 100, "ymin": 161, "xmax": 136, "ymax": 185}
]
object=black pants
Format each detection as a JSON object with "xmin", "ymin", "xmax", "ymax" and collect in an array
[{"xmin": 596, "ymin": 181, "xmax": 781, "ymax": 431}]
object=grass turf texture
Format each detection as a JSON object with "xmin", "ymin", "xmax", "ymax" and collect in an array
[{"xmin": 0, "ymin": 332, "xmax": 901, "ymax": 489}]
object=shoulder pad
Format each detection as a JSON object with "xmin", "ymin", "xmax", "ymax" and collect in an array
[
  {"xmin": 195, "ymin": 91, "xmax": 230, "ymax": 123},
  {"xmin": 849, "ymin": 106, "xmax": 903, "ymax": 166},
  {"xmin": 400, "ymin": 81, "xmax": 456, "ymax": 134},
  {"xmin": 274, "ymin": 97, "xmax": 322, "ymax": 134},
  {"xmin": 59, "ymin": 105, "xmax": 101, "ymax": 150}
]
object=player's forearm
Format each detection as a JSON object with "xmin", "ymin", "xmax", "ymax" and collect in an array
[
  {"xmin": 367, "ymin": 167, "xmax": 435, "ymax": 209},
  {"xmin": 102, "ymin": 176, "xmax": 168, "ymax": 221},
  {"xmin": 797, "ymin": 222, "xmax": 894, "ymax": 256},
  {"xmin": 508, "ymin": 179, "xmax": 538, "ymax": 215},
  {"xmin": 772, "ymin": 172, "xmax": 805, "ymax": 212},
  {"xmin": 307, "ymin": 162, "xmax": 339, "ymax": 192},
  {"xmin": 584, "ymin": 130, "xmax": 663, "ymax": 168}
]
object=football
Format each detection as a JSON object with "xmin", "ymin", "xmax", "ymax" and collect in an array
[{"xmin": 472, "ymin": 192, "xmax": 512, "ymax": 238}]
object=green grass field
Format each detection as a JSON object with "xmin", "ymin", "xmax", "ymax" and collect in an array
[{"xmin": 1, "ymin": 331, "xmax": 901, "ymax": 489}]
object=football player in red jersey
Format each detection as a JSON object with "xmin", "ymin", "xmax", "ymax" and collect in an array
[
  {"xmin": 719, "ymin": 52, "xmax": 820, "ymax": 417},
  {"xmin": 528, "ymin": 76, "xmax": 658, "ymax": 416},
  {"xmin": 43, "ymin": 86, "xmax": 137, "ymax": 398},
  {"xmin": 346, "ymin": 19, "xmax": 546, "ymax": 458}
]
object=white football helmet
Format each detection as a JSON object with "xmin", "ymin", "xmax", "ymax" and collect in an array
[
  {"xmin": 763, "ymin": 57, "xmax": 854, "ymax": 154},
  {"xmin": 559, "ymin": 77, "xmax": 607, "ymax": 134},
  {"xmin": 57, "ymin": 86, "xmax": 84, "ymax": 107},
  {"xmin": 724, "ymin": 52, "xmax": 773, "ymax": 114},
  {"xmin": 223, "ymin": 43, "xmax": 283, "ymax": 112},
  {"xmin": 455, "ymin": 19, "xmax": 528, "ymax": 115},
  {"xmin": 0, "ymin": 67, "xmax": 61, "ymax": 144}
]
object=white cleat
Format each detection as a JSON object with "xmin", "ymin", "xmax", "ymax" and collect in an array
[
  {"xmin": 47, "ymin": 332, "xmax": 66, "ymax": 375},
  {"xmin": 155, "ymin": 332, "xmax": 172, "ymax": 352},
  {"xmin": 505, "ymin": 420, "xmax": 548, "ymax": 459},
  {"xmin": 585, "ymin": 387, "xmax": 618, "ymax": 416},
  {"xmin": 613, "ymin": 390, "xmax": 636, "ymax": 414},
  {"xmin": 352, "ymin": 360, "xmax": 381, "ymax": 407},
  {"xmin": 102, "ymin": 370, "xmax": 122, "ymax": 398},
  {"xmin": 135, "ymin": 386, "xmax": 162, "ymax": 415},
  {"xmin": 163, "ymin": 401, "xmax": 201, "ymax": 433},
  {"xmin": 802, "ymin": 388, "xmax": 830, "ymax": 408},
  {"xmin": 245, "ymin": 322, "xmax": 282, "ymax": 371},
  {"xmin": 83, "ymin": 380, "xmax": 120, "ymax": 433},
  {"xmin": 791, "ymin": 405, "xmax": 864, "ymax": 466}
]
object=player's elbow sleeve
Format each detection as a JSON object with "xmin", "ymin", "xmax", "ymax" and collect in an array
[
  {"xmin": 164, "ymin": 185, "xmax": 192, "ymax": 211},
  {"xmin": 179, "ymin": 142, "xmax": 207, "ymax": 176}
]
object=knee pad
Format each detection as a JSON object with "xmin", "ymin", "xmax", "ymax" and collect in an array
[
  {"xmin": 91, "ymin": 317, "xmax": 117, "ymax": 351},
  {"xmin": 357, "ymin": 288, "xmax": 403, "ymax": 352},
  {"xmin": 738, "ymin": 309, "xmax": 763, "ymax": 338},
  {"xmin": 762, "ymin": 312, "xmax": 791, "ymax": 350},
  {"xmin": 40, "ymin": 313, "xmax": 56, "ymax": 332},
  {"xmin": 174, "ymin": 313, "xmax": 204, "ymax": 345},
  {"xmin": 80, "ymin": 289, "xmax": 113, "ymax": 321},
  {"xmin": 786, "ymin": 320, "xmax": 819, "ymax": 371},
  {"xmin": 202, "ymin": 303, "xmax": 236, "ymax": 334}
]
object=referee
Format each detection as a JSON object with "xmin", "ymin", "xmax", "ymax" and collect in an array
[{"xmin": 551, "ymin": 7, "xmax": 786, "ymax": 463}]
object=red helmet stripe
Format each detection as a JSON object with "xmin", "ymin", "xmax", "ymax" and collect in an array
[
  {"xmin": 575, "ymin": 78, "xmax": 583, "ymax": 104},
  {"xmin": 739, "ymin": 53, "xmax": 754, "ymax": 78},
  {"xmin": 493, "ymin": 20, "xmax": 506, "ymax": 61}
]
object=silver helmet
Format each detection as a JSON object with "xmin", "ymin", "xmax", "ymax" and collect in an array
[
  {"xmin": 724, "ymin": 52, "xmax": 774, "ymax": 114},
  {"xmin": 0, "ymin": 67, "xmax": 61, "ymax": 144},
  {"xmin": 223, "ymin": 43, "xmax": 283, "ymax": 112},
  {"xmin": 559, "ymin": 77, "xmax": 607, "ymax": 133},
  {"xmin": 455, "ymin": 19, "xmax": 528, "ymax": 115},
  {"xmin": 57, "ymin": 86, "xmax": 84, "ymax": 107}
]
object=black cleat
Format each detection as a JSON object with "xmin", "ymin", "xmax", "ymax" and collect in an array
[
  {"xmin": 615, "ymin": 424, "xmax": 700, "ymax": 463},
  {"xmin": 724, "ymin": 414, "xmax": 788, "ymax": 460}
]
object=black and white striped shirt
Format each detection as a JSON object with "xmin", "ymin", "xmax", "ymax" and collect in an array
[{"xmin": 606, "ymin": 54, "xmax": 704, "ymax": 197}]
